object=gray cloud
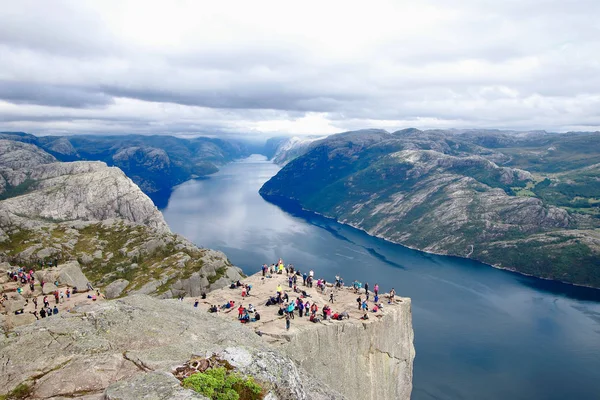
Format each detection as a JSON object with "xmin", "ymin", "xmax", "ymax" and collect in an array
[
  {"xmin": 0, "ymin": 80, "xmax": 113, "ymax": 108},
  {"xmin": 0, "ymin": 0, "xmax": 599, "ymax": 136}
]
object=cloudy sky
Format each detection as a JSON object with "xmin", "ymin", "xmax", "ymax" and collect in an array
[{"xmin": 1, "ymin": 0, "xmax": 599, "ymax": 137}]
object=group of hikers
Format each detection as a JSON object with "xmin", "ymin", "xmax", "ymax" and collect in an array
[
  {"xmin": 3, "ymin": 266, "xmax": 99, "ymax": 321},
  {"xmin": 200, "ymin": 258, "xmax": 398, "ymax": 331}
]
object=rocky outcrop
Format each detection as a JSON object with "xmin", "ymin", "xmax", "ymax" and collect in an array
[
  {"xmin": 280, "ymin": 300, "xmax": 414, "ymax": 400},
  {"xmin": 201, "ymin": 272, "xmax": 415, "ymax": 400},
  {"xmin": 35, "ymin": 260, "xmax": 90, "ymax": 291},
  {"xmin": 0, "ymin": 140, "xmax": 243, "ymax": 300},
  {"xmin": 0, "ymin": 161, "xmax": 169, "ymax": 232},
  {"xmin": 0, "ymin": 295, "xmax": 344, "ymax": 399}
]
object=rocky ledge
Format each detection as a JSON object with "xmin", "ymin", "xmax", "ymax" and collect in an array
[
  {"xmin": 0, "ymin": 295, "xmax": 344, "ymax": 399},
  {"xmin": 194, "ymin": 272, "xmax": 415, "ymax": 400}
]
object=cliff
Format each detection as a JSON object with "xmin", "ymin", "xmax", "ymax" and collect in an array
[
  {"xmin": 281, "ymin": 300, "xmax": 414, "ymax": 400},
  {"xmin": 0, "ymin": 141, "xmax": 243, "ymax": 298},
  {"xmin": 199, "ymin": 272, "xmax": 415, "ymax": 400},
  {"xmin": 260, "ymin": 129, "xmax": 600, "ymax": 288},
  {"xmin": 0, "ymin": 295, "xmax": 344, "ymax": 399}
]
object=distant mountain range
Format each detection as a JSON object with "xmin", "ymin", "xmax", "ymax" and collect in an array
[
  {"xmin": 261, "ymin": 128, "xmax": 600, "ymax": 288},
  {"xmin": 0, "ymin": 132, "xmax": 251, "ymax": 207}
]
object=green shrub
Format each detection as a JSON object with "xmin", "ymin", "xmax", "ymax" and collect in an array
[
  {"xmin": 182, "ymin": 367, "xmax": 263, "ymax": 400},
  {"xmin": 1, "ymin": 382, "xmax": 33, "ymax": 400}
]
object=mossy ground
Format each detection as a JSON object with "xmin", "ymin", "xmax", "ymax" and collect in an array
[{"xmin": 0, "ymin": 220, "xmax": 228, "ymax": 295}]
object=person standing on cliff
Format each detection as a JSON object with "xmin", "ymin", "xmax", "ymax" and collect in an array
[
  {"xmin": 357, "ymin": 296, "xmax": 362, "ymax": 310},
  {"xmin": 329, "ymin": 292, "xmax": 334, "ymax": 303},
  {"xmin": 364, "ymin": 282, "xmax": 369, "ymax": 296},
  {"xmin": 374, "ymin": 283, "xmax": 379, "ymax": 296},
  {"xmin": 285, "ymin": 313, "xmax": 291, "ymax": 330}
]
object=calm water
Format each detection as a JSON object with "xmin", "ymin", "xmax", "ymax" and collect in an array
[{"xmin": 162, "ymin": 155, "xmax": 600, "ymax": 400}]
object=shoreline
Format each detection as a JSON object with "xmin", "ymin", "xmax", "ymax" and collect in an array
[{"xmin": 259, "ymin": 192, "xmax": 600, "ymax": 293}]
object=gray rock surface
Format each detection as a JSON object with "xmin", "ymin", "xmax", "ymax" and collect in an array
[
  {"xmin": 105, "ymin": 279, "xmax": 130, "ymax": 299},
  {"xmin": 0, "ymin": 295, "xmax": 344, "ymax": 399},
  {"xmin": 0, "ymin": 161, "xmax": 169, "ymax": 233},
  {"xmin": 105, "ymin": 372, "xmax": 208, "ymax": 400},
  {"xmin": 281, "ymin": 300, "xmax": 415, "ymax": 400},
  {"xmin": 36, "ymin": 261, "xmax": 90, "ymax": 291}
]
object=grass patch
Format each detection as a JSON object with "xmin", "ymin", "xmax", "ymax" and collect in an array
[
  {"xmin": 182, "ymin": 367, "xmax": 264, "ymax": 400},
  {"xmin": 0, "ymin": 382, "xmax": 33, "ymax": 400}
]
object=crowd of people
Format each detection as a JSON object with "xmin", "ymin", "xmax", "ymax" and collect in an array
[
  {"xmin": 2, "ymin": 266, "xmax": 99, "ymax": 321},
  {"xmin": 199, "ymin": 257, "xmax": 399, "ymax": 331}
]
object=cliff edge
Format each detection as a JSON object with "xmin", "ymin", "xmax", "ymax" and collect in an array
[{"xmin": 198, "ymin": 272, "xmax": 415, "ymax": 400}]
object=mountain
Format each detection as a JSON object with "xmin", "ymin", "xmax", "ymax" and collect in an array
[
  {"xmin": 0, "ymin": 132, "xmax": 251, "ymax": 207},
  {"xmin": 260, "ymin": 129, "xmax": 600, "ymax": 288},
  {"xmin": 264, "ymin": 135, "xmax": 327, "ymax": 165},
  {"xmin": 0, "ymin": 140, "xmax": 243, "ymax": 299}
]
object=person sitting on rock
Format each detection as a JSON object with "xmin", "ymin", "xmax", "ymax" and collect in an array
[
  {"xmin": 361, "ymin": 313, "xmax": 369, "ymax": 320},
  {"xmin": 248, "ymin": 304, "xmax": 256, "ymax": 313},
  {"xmin": 40, "ymin": 308, "xmax": 46, "ymax": 318},
  {"xmin": 340, "ymin": 311, "xmax": 350, "ymax": 320},
  {"xmin": 194, "ymin": 299, "xmax": 199, "ymax": 308},
  {"xmin": 253, "ymin": 311, "xmax": 261, "ymax": 321},
  {"xmin": 201, "ymin": 292, "xmax": 206, "ymax": 299},
  {"xmin": 53, "ymin": 306, "xmax": 59, "ymax": 315},
  {"xmin": 240, "ymin": 311, "xmax": 250, "ymax": 323}
]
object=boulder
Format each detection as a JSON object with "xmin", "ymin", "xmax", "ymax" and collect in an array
[
  {"xmin": 140, "ymin": 238, "xmax": 166, "ymax": 255},
  {"xmin": 11, "ymin": 312, "xmax": 36, "ymax": 327},
  {"xmin": 3, "ymin": 297, "xmax": 26, "ymax": 313},
  {"xmin": 79, "ymin": 253, "xmax": 94, "ymax": 265},
  {"xmin": 37, "ymin": 261, "xmax": 89, "ymax": 292},
  {"xmin": 57, "ymin": 261, "xmax": 89, "ymax": 289},
  {"xmin": 42, "ymin": 282, "xmax": 58, "ymax": 295},
  {"xmin": 105, "ymin": 279, "xmax": 129, "ymax": 299}
]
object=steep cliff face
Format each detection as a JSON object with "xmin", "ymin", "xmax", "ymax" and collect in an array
[
  {"xmin": 281, "ymin": 300, "xmax": 414, "ymax": 400},
  {"xmin": 198, "ymin": 272, "xmax": 415, "ymax": 400}
]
